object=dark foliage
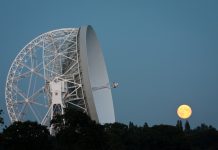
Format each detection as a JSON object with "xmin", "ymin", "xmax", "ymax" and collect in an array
[
  {"xmin": 1, "ymin": 121, "xmax": 52, "ymax": 150},
  {"xmin": 185, "ymin": 120, "xmax": 191, "ymax": 133},
  {"xmin": 0, "ymin": 109, "xmax": 4, "ymax": 126},
  {"xmin": 52, "ymin": 108, "xmax": 107, "ymax": 150},
  {"xmin": 176, "ymin": 120, "xmax": 183, "ymax": 131},
  {"xmin": 1, "ymin": 109, "xmax": 218, "ymax": 150},
  {"xmin": 104, "ymin": 122, "xmax": 128, "ymax": 150}
]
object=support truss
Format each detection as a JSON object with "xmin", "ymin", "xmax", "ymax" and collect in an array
[{"xmin": 5, "ymin": 28, "xmax": 88, "ymax": 126}]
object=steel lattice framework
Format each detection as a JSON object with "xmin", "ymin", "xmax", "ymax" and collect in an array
[{"xmin": 5, "ymin": 28, "xmax": 88, "ymax": 126}]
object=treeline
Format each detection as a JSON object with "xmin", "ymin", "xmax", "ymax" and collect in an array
[{"xmin": 0, "ymin": 109, "xmax": 218, "ymax": 150}]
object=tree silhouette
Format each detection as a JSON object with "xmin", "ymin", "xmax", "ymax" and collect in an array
[
  {"xmin": 0, "ymin": 109, "xmax": 4, "ymax": 126},
  {"xmin": 104, "ymin": 122, "xmax": 128, "ymax": 150},
  {"xmin": 143, "ymin": 122, "xmax": 149, "ymax": 128},
  {"xmin": 52, "ymin": 108, "xmax": 106, "ymax": 150},
  {"xmin": 2, "ymin": 121, "xmax": 51, "ymax": 150},
  {"xmin": 185, "ymin": 120, "xmax": 191, "ymax": 133},
  {"xmin": 176, "ymin": 120, "xmax": 183, "ymax": 131},
  {"xmin": 1, "ymin": 108, "xmax": 218, "ymax": 150}
]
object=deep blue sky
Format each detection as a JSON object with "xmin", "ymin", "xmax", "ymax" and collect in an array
[{"xmin": 1, "ymin": 0, "xmax": 218, "ymax": 128}]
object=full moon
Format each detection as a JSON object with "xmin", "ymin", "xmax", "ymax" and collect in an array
[{"xmin": 177, "ymin": 104, "xmax": 192, "ymax": 119}]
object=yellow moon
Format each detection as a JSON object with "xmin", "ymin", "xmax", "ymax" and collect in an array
[{"xmin": 177, "ymin": 104, "xmax": 192, "ymax": 119}]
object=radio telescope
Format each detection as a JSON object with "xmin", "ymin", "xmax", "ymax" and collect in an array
[{"xmin": 5, "ymin": 25, "xmax": 115, "ymax": 129}]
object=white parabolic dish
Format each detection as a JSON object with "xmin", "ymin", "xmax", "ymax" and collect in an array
[
  {"xmin": 79, "ymin": 26, "xmax": 115, "ymax": 123},
  {"xmin": 5, "ymin": 25, "xmax": 115, "ymax": 126}
]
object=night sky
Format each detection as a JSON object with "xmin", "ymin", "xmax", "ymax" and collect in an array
[{"xmin": 1, "ymin": 0, "xmax": 218, "ymax": 129}]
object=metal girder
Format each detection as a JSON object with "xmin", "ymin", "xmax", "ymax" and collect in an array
[{"xmin": 5, "ymin": 28, "xmax": 88, "ymax": 126}]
